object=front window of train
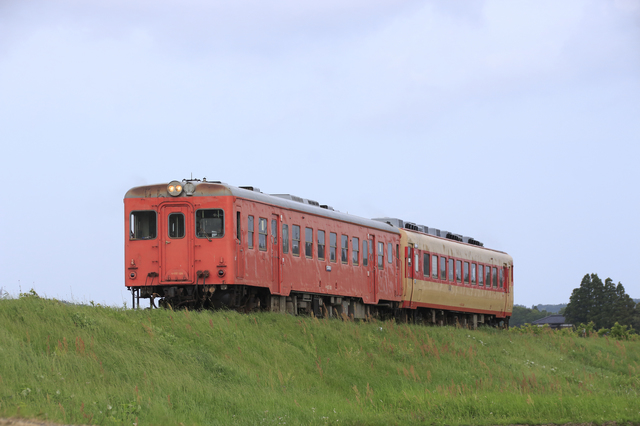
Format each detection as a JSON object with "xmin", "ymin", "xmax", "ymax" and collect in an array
[
  {"xmin": 196, "ymin": 209, "xmax": 224, "ymax": 238},
  {"xmin": 130, "ymin": 211, "xmax": 157, "ymax": 240}
]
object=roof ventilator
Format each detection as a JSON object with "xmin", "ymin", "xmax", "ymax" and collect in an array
[
  {"xmin": 446, "ymin": 233, "xmax": 463, "ymax": 242},
  {"xmin": 239, "ymin": 186, "xmax": 261, "ymax": 192}
]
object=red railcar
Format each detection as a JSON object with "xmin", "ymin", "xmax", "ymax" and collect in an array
[{"xmin": 125, "ymin": 180, "xmax": 401, "ymax": 318}]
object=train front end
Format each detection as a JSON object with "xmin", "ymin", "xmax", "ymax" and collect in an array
[{"xmin": 124, "ymin": 180, "xmax": 236, "ymax": 309}]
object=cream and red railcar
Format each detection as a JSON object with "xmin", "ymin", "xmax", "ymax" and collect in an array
[
  {"xmin": 396, "ymin": 222, "xmax": 513, "ymax": 327},
  {"xmin": 125, "ymin": 179, "xmax": 513, "ymax": 326}
]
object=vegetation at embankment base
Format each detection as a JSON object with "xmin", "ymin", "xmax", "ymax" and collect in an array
[{"xmin": 1, "ymin": 294, "xmax": 639, "ymax": 425}]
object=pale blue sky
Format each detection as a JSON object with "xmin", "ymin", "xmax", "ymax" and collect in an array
[{"xmin": 1, "ymin": 0, "xmax": 639, "ymax": 306}]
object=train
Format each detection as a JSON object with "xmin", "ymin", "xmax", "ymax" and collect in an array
[{"xmin": 125, "ymin": 179, "xmax": 513, "ymax": 327}]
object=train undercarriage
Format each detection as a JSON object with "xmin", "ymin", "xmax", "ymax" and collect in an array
[{"xmin": 129, "ymin": 284, "xmax": 508, "ymax": 329}]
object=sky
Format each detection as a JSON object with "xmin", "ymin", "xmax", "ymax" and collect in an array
[{"xmin": 1, "ymin": 0, "xmax": 639, "ymax": 308}]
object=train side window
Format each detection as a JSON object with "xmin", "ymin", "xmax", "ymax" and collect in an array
[
  {"xmin": 471, "ymin": 263, "xmax": 477, "ymax": 285},
  {"xmin": 341, "ymin": 235, "xmax": 349, "ymax": 264},
  {"xmin": 499, "ymin": 268, "xmax": 504, "ymax": 288},
  {"xmin": 282, "ymin": 224, "xmax": 289, "ymax": 254},
  {"xmin": 432, "ymin": 255, "xmax": 438, "ymax": 279},
  {"xmin": 485, "ymin": 266, "xmax": 491, "ymax": 288},
  {"xmin": 352, "ymin": 237, "xmax": 359, "ymax": 266},
  {"xmin": 196, "ymin": 209, "xmax": 224, "ymax": 238},
  {"xmin": 330, "ymin": 232, "xmax": 337, "ymax": 262},
  {"xmin": 271, "ymin": 219, "xmax": 278, "ymax": 245},
  {"xmin": 464, "ymin": 262, "xmax": 469, "ymax": 284},
  {"xmin": 414, "ymin": 250, "xmax": 419, "ymax": 273},
  {"xmin": 318, "ymin": 230, "xmax": 325, "ymax": 260},
  {"xmin": 448, "ymin": 258, "xmax": 454, "ymax": 282},
  {"xmin": 292, "ymin": 225, "xmax": 300, "ymax": 256},
  {"xmin": 130, "ymin": 211, "xmax": 157, "ymax": 240},
  {"xmin": 387, "ymin": 243, "xmax": 393, "ymax": 264},
  {"xmin": 362, "ymin": 240, "xmax": 368, "ymax": 266},
  {"xmin": 258, "ymin": 218, "xmax": 267, "ymax": 251},
  {"xmin": 236, "ymin": 212, "xmax": 241, "ymax": 243},
  {"xmin": 455, "ymin": 260, "xmax": 462, "ymax": 283},
  {"xmin": 305, "ymin": 227, "xmax": 313, "ymax": 258},
  {"xmin": 378, "ymin": 242, "xmax": 384, "ymax": 269},
  {"xmin": 439, "ymin": 256, "xmax": 446, "ymax": 280},
  {"xmin": 248, "ymin": 216, "xmax": 254, "ymax": 249},
  {"xmin": 168, "ymin": 213, "xmax": 185, "ymax": 239},
  {"xmin": 423, "ymin": 253, "xmax": 429, "ymax": 277},
  {"xmin": 478, "ymin": 264, "xmax": 484, "ymax": 286},
  {"xmin": 492, "ymin": 267, "xmax": 498, "ymax": 288}
]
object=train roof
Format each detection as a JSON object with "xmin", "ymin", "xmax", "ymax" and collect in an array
[
  {"xmin": 125, "ymin": 180, "xmax": 400, "ymax": 235},
  {"xmin": 402, "ymin": 227, "xmax": 511, "ymax": 260},
  {"xmin": 125, "ymin": 180, "xmax": 508, "ymax": 254}
]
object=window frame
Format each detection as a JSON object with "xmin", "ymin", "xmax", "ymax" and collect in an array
[
  {"xmin": 168, "ymin": 212, "xmax": 185, "ymax": 239},
  {"xmin": 341, "ymin": 235, "xmax": 349, "ymax": 264},
  {"xmin": 362, "ymin": 239, "xmax": 369, "ymax": 267},
  {"xmin": 282, "ymin": 224, "xmax": 289, "ymax": 254},
  {"xmin": 258, "ymin": 217, "xmax": 267, "ymax": 251},
  {"xmin": 448, "ymin": 258, "xmax": 454, "ymax": 282},
  {"xmin": 377, "ymin": 242, "xmax": 384, "ymax": 269},
  {"xmin": 423, "ymin": 253, "xmax": 430, "ymax": 277},
  {"xmin": 292, "ymin": 225, "xmax": 301, "ymax": 257},
  {"xmin": 317, "ymin": 230, "xmax": 325, "ymax": 261},
  {"xmin": 129, "ymin": 210, "xmax": 157, "ymax": 241},
  {"xmin": 305, "ymin": 227, "xmax": 313, "ymax": 258},
  {"xmin": 248, "ymin": 215, "xmax": 254, "ymax": 249},
  {"xmin": 352, "ymin": 237, "xmax": 359, "ymax": 266},
  {"xmin": 329, "ymin": 232, "xmax": 337, "ymax": 263},
  {"xmin": 195, "ymin": 209, "xmax": 225, "ymax": 239}
]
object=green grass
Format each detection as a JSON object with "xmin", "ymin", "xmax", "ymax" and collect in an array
[{"xmin": 0, "ymin": 295, "xmax": 639, "ymax": 425}]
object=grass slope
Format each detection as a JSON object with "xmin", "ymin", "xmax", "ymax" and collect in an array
[{"xmin": 0, "ymin": 295, "xmax": 639, "ymax": 425}]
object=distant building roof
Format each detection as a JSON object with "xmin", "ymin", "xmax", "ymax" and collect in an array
[{"xmin": 532, "ymin": 314, "xmax": 572, "ymax": 328}]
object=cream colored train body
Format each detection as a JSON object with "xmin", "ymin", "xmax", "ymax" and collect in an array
[{"xmin": 399, "ymin": 228, "xmax": 513, "ymax": 326}]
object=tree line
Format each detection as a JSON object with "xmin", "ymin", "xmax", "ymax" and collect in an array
[
  {"xmin": 512, "ymin": 273, "xmax": 638, "ymax": 333},
  {"xmin": 564, "ymin": 273, "xmax": 639, "ymax": 331}
]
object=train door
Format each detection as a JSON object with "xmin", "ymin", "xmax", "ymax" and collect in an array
[
  {"xmin": 365, "ymin": 237, "xmax": 376, "ymax": 302},
  {"xmin": 371, "ymin": 236, "xmax": 379, "ymax": 302},
  {"xmin": 271, "ymin": 215, "xmax": 281, "ymax": 293},
  {"xmin": 406, "ymin": 243, "xmax": 415, "ymax": 302},
  {"xmin": 235, "ymin": 207, "xmax": 244, "ymax": 279},
  {"xmin": 159, "ymin": 204, "xmax": 193, "ymax": 283}
]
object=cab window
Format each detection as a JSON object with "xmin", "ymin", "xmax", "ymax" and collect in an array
[
  {"xmin": 196, "ymin": 209, "xmax": 224, "ymax": 238},
  {"xmin": 130, "ymin": 211, "xmax": 156, "ymax": 240}
]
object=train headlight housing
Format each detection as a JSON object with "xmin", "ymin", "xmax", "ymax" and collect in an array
[
  {"xmin": 167, "ymin": 181, "xmax": 183, "ymax": 197},
  {"xmin": 184, "ymin": 182, "xmax": 196, "ymax": 196}
]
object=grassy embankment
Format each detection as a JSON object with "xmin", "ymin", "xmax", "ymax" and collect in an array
[{"xmin": 0, "ymin": 294, "xmax": 639, "ymax": 425}]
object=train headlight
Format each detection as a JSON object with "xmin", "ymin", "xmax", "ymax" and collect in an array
[{"xmin": 167, "ymin": 181, "xmax": 183, "ymax": 197}]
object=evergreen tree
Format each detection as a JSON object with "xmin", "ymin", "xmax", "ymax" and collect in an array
[{"xmin": 564, "ymin": 273, "xmax": 638, "ymax": 330}]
